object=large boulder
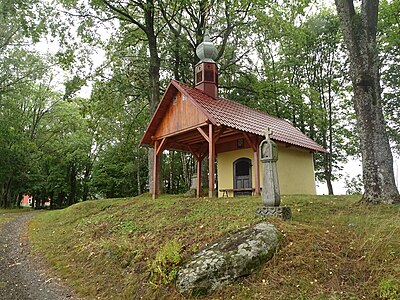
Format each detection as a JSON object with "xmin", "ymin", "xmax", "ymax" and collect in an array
[{"xmin": 176, "ymin": 222, "xmax": 281, "ymax": 296}]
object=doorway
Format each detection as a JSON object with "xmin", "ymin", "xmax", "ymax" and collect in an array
[{"xmin": 233, "ymin": 158, "xmax": 252, "ymax": 196}]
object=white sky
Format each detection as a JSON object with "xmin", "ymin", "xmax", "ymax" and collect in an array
[{"xmin": 316, "ymin": 158, "xmax": 362, "ymax": 195}]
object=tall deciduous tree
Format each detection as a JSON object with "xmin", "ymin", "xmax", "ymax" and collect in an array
[
  {"xmin": 335, "ymin": 0, "xmax": 399, "ymax": 203},
  {"xmin": 97, "ymin": 0, "xmax": 168, "ymax": 194}
]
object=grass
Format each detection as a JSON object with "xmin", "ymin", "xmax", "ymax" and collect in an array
[
  {"xmin": 0, "ymin": 207, "xmax": 32, "ymax": 214},
  {"xmin": 28, "ymin": 194, "xmax": 400, "ymax": 299},
  {"xmin": 0, "ymin": 207, "xmax": 33, "ymax": 228}
]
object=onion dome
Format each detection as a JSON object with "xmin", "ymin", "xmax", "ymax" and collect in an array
[{"xmin": 196, "ymin": 30, "xmax": 218, "ymax": 63}]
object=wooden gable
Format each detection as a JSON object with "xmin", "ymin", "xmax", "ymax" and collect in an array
[{"xmin": 154, "ymin": 91, "xmax": 208, "ymax": 139}]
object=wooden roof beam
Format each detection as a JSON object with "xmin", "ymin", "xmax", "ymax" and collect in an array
[
  {"xmin": 214, "ymin": 126, "xmax": 226, "ymax": 143},
  {"xmin": 174, "ymin": 134, "xmax": 205, "ymax": 144},
  {"xmin": 188, "ymin": 145, "xmax": 207, "ymax": 162},
  {"xmin": 156, "ymin": 137, "xmax": 168, "ymax": 156},
  {"xmin": 242, "ymin": 132, "xmax": 258, "ymax": 152},
  {"xmin": 216, "ymin": 133, "xmax": 247, "ymax": 145},
  {"xmin": 197, "ymin": 127, "xmax": 210, "ymax": 143},
  {"xmin": 153, "ymin": 122, "xmax": 209, "ymax": 141}
]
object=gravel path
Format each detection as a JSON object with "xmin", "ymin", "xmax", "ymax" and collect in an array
[{"xmin": 0, "ymin": 211, "xmax": 80, "ymax": 300}]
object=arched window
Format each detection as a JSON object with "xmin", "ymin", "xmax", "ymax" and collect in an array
[{"xmin": 233, "ymin": 158, "xmax": 252, "ymax": 196}]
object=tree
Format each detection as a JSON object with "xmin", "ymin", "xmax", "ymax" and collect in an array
[
  {"xmin": 223, "ymin": 4, "xmax": 355, "ymax": 195},
  {"xmin": 298, "ymin": 11, "xmax": 351, "ymax": 195},
  {"xmin": 335, "ymin": 0, "xmax": 400, "ymax": 203},
  {"xmin": 378, "ymin": 0, "xmax": 400, "ymax": 153}
]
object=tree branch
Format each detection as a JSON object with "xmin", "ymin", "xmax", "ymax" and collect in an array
[{"xmin": 102, "ymin": 0, "xmax": 146, "ymax": 32}]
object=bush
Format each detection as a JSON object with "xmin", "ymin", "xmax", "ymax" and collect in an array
[{"xmin": 149, "ymin": 239, "xmax": 182, "ymax": 285}]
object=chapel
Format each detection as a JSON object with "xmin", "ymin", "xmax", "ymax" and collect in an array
[{"xmin": 140, "ymin": 32, "xmax": 326, "ymax": 198}]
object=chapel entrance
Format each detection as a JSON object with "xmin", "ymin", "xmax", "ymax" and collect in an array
[{"xmin": 233, "ymin": 158, "xmax": 252, "ymax": 196}]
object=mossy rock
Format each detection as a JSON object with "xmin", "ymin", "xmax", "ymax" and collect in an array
[{"xmin": 176, "ymin": 222, "xmax": 281, "ymax": 296}]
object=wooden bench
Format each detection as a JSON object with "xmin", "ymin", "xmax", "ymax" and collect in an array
[{"xmin": 219, "ymin": 188, "xmax": 256, "ymax": 197}]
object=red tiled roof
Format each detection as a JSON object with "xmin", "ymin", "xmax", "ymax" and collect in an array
[{"xmin": 173, "ymin": 80, "xmax": 327, "ymax": 153}]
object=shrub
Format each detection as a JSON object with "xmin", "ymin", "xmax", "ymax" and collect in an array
[{"xmin": 149, "ymin": 239, "xmax": 182, "ymax": 285}]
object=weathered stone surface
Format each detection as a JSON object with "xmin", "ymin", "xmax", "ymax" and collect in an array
[
  {"xmin": 256, "ymin": 206, "xmax": 292, "ymax": 220},
  {"xmin": 176, "ymin": 222, "xmax": 280, "ymax": 296},
  {"xmin": 260, "ymin": 128, "xmax": 281, "ymax": 207}
]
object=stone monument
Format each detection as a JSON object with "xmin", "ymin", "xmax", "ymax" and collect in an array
[{"xmin": 256, "ymin": 128, "xmax": 292, "ymax": 220}]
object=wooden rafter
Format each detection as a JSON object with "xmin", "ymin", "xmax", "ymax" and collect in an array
[
  {"xmin": 197, "ymin": 127, "xmax": 210, "ymax": 143},
  {"xmin": 156, "ymin": 138, "xmax": 167, "ymax": 156},
  {"xmin": 187, "ymin": 145, "xmax": 200, "ymax": 161},
  {"xmin": 187, "ymin": 145, "xmax": 205, "ymax": 161},
  {"xmin": 214, "ymin": 126, "xmax": 226, "ymax": 143},
  {"xmin": 155, "ymin": 122, "xmax": 209, "ymax": 141},
  {"xmin": 215, "ymin": 132, "xmax": 244, "ymax": 145},
  {"xmin": 242, "ymin": 132, "xmax": 257, "ymax": 152}
]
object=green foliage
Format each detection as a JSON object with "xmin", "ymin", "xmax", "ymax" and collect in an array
[
  {"xmin": 222, "ymin": 4, "xmax": 354, "ymax": 194},
  {"xmin": 378, "ymin": 0, "xmax": 400, "ymax": 154},
  {"xmin": 2, "ymin": 0, "xmax": 398, "ymax": 205},
  {"xmin": 377, "ymin": 278, "xmax": 400, "ymax": 300},
  {"xmin": 344, "ymin": 174, "xmax": 363, "ymax": 195},
  {"xmin": 149, "ymin": 239, "xmax": 182, "ymax": 285}
]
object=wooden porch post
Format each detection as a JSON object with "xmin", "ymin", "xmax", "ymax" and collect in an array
[
  {"xmin": 208, "ymin": 124, "xmax": 215, "ymax": 198},
  {"xmin": 197, "ymin": 159, "xmax": 202, "ymax": 198},
  {"xmin": 243, "ymin": 132, "xmax": 261, "ymax": 196},
  {"xmin": 254, "ymin": 146, "xmax": 261, "ymax": 196},
  {"xmin": 152, "ymin": 140, "xmax": 159, "ymax": 199},
  {"xmin": 188, "ymin": 145, "xmax": 206, "ymax": 198}
]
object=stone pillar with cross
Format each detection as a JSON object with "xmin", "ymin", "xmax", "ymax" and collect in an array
[
  {"xmin": 256, "ymin": 128, "xmax": 292, "ymax": 220},
  {"xmin": 260, "ymin": 128, "xmax": 280, "ymax": 206}
]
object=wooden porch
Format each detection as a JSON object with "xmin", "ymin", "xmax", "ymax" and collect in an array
[{"xmin": 152, "ymin": 122, "xmax": 262, "ymax": 199}]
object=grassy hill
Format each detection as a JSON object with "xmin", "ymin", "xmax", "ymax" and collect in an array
[{"xmin": 29, "ymin": 194, "xmax": 400, "ymax": 299}]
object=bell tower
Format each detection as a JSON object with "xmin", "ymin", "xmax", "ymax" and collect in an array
[{"xmin": 195, "ymin": 30, "xmax": 218, "ymax": 99}]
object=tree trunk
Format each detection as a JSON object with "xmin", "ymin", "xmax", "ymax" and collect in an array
[
  {"xmin": 326, "ymin": 173, "xmax": 334, "ymax": 195},
  {"xmin": 101, "ymin": 0, "xmax": 162, "ymax": 196},
  {"xmin": 2, "ymin": 179, "xmax": 12, "ymax": 208},
  {"xmin": 82, "ymin": 163, "xmax": 92, "ymax": 202},
  {"xmin": 57, "ymin": 192, "xmax": 64, "ymax": 207},
  {"xmin": 16, "ymin": 193, "xmax": 22, "ymax": 208},
  {"xmin": 49, "ymin": 191, "xmax": 54, "ymax": 209},
  {"xmin": 335, "ymin": 0, "xmax": 399, "ymax": 204},
  {"xmin": 137, "ymin": 147, "xmax": 142, "ymax": 195},
  {"xmin": 148, "ymin": 148, "xmax": 154, "ymax": 194},
  {"xmin": 181, "ymin": 152, "xmax": 192, "ymax": 191},
  {"xmin": 201, "ymin": 157, "xmax": 209, "ymax": 190},
  {"xmin": 68, "ymin": 163, "xmax": 77, "ymax": 205},
  {"xmin": 145, "ymin": 3, "xmax": 161, "ymax": 195}
]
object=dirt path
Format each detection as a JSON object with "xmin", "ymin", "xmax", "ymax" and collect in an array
[{"xmin": 0, "ymin": 211, "xmax": 80, "ymax": 300}]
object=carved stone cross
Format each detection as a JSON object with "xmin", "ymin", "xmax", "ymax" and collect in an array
[
  {"xmin": 259, "ymin": 127, "xmax": 280, "ymax": 205},
  {"xmin": 264, "ymin": 128, "xmax": 273, "ymax": 140},
  {"xmin": 256, "ymin": 127, "xmax": 292, "ymax": 220}
]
